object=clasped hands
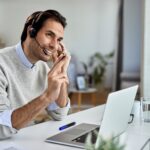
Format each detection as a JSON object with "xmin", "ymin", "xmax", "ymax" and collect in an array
[{"xmin": 45, "ymin": 43, "xmax": 71, "ymax": 102}]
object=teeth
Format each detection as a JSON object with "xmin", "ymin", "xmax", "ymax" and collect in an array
[
  {"xmin": 43, "ymin": 49, "xmax": 47, "ymax": 55},
  {"xmin": 43, "ymin": 49, "xmax": 52, "ymax": 56}
]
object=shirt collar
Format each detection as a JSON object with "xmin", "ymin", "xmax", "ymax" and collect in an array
[{"xmin": 15, "ymin": 42, "xmax": 35, "ymax": 69}]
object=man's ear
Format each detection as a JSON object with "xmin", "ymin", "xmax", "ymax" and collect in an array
[
  {"xmin": 27, "ymin": 26, "xmax": 36, "ymax": 38},
  {"xmin": 29, "ymin": 28, "xmax": 36, "ymax": 38}
]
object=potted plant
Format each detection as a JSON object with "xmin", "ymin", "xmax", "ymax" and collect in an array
[
  {"xmin": 85, "ymin": 132, "xmax": 125, "ymax": 150},
  {"xmin": 89, "ymin": 51, "xmax": 114, "ymax": 88},
  {"xmin": 81, "ymin": 51, "xmax": 114, "ymax": 89}
]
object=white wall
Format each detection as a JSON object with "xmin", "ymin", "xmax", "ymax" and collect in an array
[
  {"xmin": 141, "ymin": 0, "xmax": 150, "ymax": 97},
  {"xmin": 0, "ymin": 0, "xmax": 119, "ymax": 88},
  {"xmin": 0, "ymin": 0, "xmax": 119, "ymax": 61}
]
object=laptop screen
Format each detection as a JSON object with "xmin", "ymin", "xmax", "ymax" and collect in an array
[{"xmin": 98, "ymin": 85, "xmax": 138, "ymax": 139}]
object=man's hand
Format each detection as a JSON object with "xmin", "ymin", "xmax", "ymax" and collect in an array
[
  {"xmin": 45, "ymin": 55, "xmax": 69, "ymax": 101},
  {"xmin": 51, "ymin": 42, "xmax": 66, "ymax": 63},
  {"xmin": 46, "ymin": 43, "xmax": 71, "ymax": 106},
  {"xmin": 55, "ymin": 43, "xmax": 71, "ymax": 107}
]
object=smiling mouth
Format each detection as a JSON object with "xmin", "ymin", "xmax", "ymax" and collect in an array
[{"xmin": 43, "ymin": 49, "xmax": 53, "ymax": 56}]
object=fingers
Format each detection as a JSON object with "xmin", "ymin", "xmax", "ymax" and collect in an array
[
  {"xmin": 49, "ymin": 54, "xmax": 71, "ymax": 76},
  {"xmin": 51, "ymin": 42, "xmax": 66, "ymax": 63},
  {"xmin": 61, "ymin": 54, "xmax": 71, "ymax": 73},
  {"xmin": 48, "ymin": 42, "xmax": 71, "ymax": 76},
  {"xmin": 49, "ymin": 55, "xmax": 66, "ymax": 75},
  {"xmin": 46, "ymin": 72, "xmax": 69, "ymax": 101},
  {"xmin": 48, "ymin": 72, "xmax": 69, "ymax": 85}
]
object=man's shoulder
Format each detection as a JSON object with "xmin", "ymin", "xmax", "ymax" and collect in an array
[
  {"xmin": 0, "ymin": 46, "xmax": 16, "ymax": 60},
  {"xmin": 0, "ymin": 46, "xmax": 16, "ymax": 65},
  {"xmin": 0, "ymin": 45, "xmax": 16, "ymax": 53}
]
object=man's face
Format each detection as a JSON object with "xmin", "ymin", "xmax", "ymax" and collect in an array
[{"xmin": 28, "ymin": 19, "xmax": 64, "ymax": 63}]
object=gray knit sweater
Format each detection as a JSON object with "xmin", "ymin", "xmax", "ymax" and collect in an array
[{"xmin": 0, "ymin": 45, "xmax": 70, "ymax": 139}]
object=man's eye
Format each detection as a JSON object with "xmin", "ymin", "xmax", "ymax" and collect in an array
[
  {"xmin": 46, "ymin": 33, "xmax": 52, "ymax": 37},
  {"xmin": 58, "ymin": 39, "xmax": 62, "ymax": 43}
]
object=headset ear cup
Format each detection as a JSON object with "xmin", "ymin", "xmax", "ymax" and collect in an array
[{"xmin": 29, "ymin": 28, "xmax": 36, "ymax": 38}]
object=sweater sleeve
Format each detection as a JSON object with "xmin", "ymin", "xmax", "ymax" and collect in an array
[
  {"xmin": 0, "ymin": 124, "xmax": 17, "ymax": 140},
  {"xmin": 46, "ymin": 98, "xmax": 71, "ymax": 121},
  {"xmin": 0, "ymin": 98, "xmax": 18, "ymax": 139},
  {"xmin": 0, "ymin": 69, "xmax": 18, "ymax": 139}
]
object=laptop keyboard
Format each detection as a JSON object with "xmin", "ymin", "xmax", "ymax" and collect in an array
[{"xmin": 72, "ymin": 127, "xmax": 99, "ymax": 144}]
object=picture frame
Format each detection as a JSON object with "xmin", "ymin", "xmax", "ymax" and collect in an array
[{"xmin": 76, "ymin": 75, "xmax": 87, "ymax": 90}]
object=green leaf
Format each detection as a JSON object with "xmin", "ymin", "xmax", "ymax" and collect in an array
[
  {"xmin": 88, "ymin": 51, "xmax": 114, "ymax": 86},
  {"xmin": 85, "ymin": 132, "xmax": 125, "ymax": 150}
]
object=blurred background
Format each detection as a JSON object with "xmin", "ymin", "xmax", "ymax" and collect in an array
[{"xmin": 0, "ymin": 0, "xmax": 150, "ymax": 114}]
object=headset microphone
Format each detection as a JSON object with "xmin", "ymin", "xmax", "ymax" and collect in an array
[
  {"xmin": 34, "ymin": 38, "xmax": 53, "ymax": 56},
  {"xmin": 29, "ymin": 28, "xmax": 53, "ymax": 56},
  {"xmin": 34, "ymin": 37, "xmax": 45, "ymax": 50}
]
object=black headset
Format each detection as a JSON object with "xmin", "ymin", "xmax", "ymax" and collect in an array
[
  {"xmin": 29, "ymin": 11, "xmax": 43, "ymax": 38},
  {"xmin": 29, "ymin": 28, "xmax": 37, "ymax": 38}
]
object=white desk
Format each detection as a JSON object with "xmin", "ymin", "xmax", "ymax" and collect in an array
[{"xmin": 0, "ymin": 102, "xmax": 150, "ymax": 150}]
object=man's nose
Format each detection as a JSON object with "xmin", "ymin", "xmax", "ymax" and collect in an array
[{"xmin": 49, "ymin": 38, "xmax": 58, "ymax": 50}]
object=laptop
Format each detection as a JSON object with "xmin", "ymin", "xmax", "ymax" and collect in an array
[{"xmin": 45, "ymin": 85, "xmax": 138, "ymax": 149}]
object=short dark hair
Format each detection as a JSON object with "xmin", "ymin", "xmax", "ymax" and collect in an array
[{"xmin": 21, "ymin": 10, "xmax": 67, "ymax": 42}]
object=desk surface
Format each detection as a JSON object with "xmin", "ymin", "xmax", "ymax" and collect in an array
[{"xmin": 0, "ymin": 102, "xmax": 150, "ymax": 150}]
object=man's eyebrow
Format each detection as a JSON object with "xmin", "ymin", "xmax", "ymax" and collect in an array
[
  {"xmin": 46, "ymin": 30, "xmax": 55, "ymax": 35},
  {"xmin": 46, "ymin": 30, "xmax": 63, "ymax": 40}
]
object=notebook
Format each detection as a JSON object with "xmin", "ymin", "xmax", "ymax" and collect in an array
[{"xmin": 45, "ymin": 85, "xmax": 138, "ymax": 149}]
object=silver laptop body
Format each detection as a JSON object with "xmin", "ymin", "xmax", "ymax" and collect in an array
[{"xmin": 45, "ymin": 85, "xmax": 138, "ymax": 149}]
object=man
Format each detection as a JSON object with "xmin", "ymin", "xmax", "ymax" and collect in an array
[{"xmin": 0, "ymin": 10, "xmax": 71, "ymax": 139}]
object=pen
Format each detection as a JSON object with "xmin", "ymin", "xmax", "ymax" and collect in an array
[{"xmin": 59, "ymin": 122, "xmax": 76, "ymax": 131}]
